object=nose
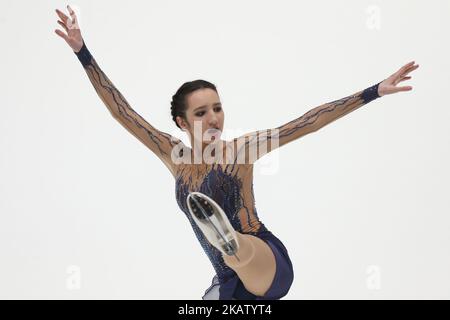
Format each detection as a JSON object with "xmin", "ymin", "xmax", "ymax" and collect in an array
[{"xmin": 208, "ymin": 110, "xmax": 219, "ymax": 128}]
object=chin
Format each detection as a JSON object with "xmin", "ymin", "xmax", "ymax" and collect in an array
[{"xmin": 206, "ymin": 138, "xmax": 221, "ymax": 145}]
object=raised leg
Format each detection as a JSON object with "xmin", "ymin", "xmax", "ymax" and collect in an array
[{"xmin": 223, "ymin": 231, "xmax": 277, "ymax": 297}]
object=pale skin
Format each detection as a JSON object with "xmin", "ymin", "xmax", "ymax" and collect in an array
[{"xmin": 55, "ymin": 5, "xmax": 419, "ymax": 297}]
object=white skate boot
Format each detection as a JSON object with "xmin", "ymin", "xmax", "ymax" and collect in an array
[{"xmin": 186, "ymin": 191, "xmax": 240, "ymax": 258}]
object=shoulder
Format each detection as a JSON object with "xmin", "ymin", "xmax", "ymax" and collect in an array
[{"xmin": 225, "ymin": 138, "xmax": 255, "ymax": 166}]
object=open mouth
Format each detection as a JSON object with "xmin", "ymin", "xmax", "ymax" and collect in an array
[{"xmin": 206, "ymin": 128, "xmax": 221, "ymax": 139}]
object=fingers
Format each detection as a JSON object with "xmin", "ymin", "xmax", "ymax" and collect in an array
[
  {"xmin": 402, "ymin": 64, "xmax": 419, "ymax": 76},
  {"xmin": 55, "ymin": 8, "xmax": 69, "ymax": 23},
  {"xmin": 67, "ymin": 5, "xmax": 78, "ymax": 24},
  {"xmin": 55, "ymin": 6, "xmax": 80, "ymax": 32},
  {"xmin": 382, "ymin": 61, "xmax": 418, "ymax": 95},
  {"xmin": 391, "ymin": 63, "xmax": 418, "ymax": 84},
  {"xmin": 404, "ymin": 61, "xmax": 415, "ymax": 67},
  {"xmin": 54, "ymin": 29, "xmax": 69, "ymax": 42},
  {"xmin": 400, "ymin": 61, "xmax": 415, "ymax": 72},
  {"xmin": 57, "ymin": 20, "xmax": 68, "ymax": 33},
  {"xmin": 67, "ymin": 5, "xmax": 76, "ymax": 17},
  {"xmin": 397, "ymin": 86, "xmax": 413, "ymax": 92},
  {"xmin": 395, "ymin": 61, "xmax": 414, "ymax": 77},
  {"xmin": 399, "ymin": 76, "xmax": 412, "ymax": 83},
  {"xmin": 397, "ymin": 61, "xmax": 419, "ymax": 77}
]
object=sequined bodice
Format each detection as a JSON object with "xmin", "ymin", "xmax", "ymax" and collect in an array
[{"xmin": 175, "ymin": 163, "xmax": 268, "ymax": 282}]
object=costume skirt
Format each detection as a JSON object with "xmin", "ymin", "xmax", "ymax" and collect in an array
[{"xmin": 202, "ymin": 230, "xmax": 294, "ymax": 300}]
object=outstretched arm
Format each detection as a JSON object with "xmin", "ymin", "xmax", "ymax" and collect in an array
[
  {"xmin": 73, "ymin": 43, "xmax": 182, "ymax": 176},
  {"xmin": 55, "ymin": 6, "xmax": 182, "ymax": 177},
  {"xmin": 233, "ymin": 61, "xmax": 419, "ymax": 164}
]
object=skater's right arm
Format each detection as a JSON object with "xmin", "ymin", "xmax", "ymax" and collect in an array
[{"xmin": 54, "ymin": 6, "xmax": 183, "ymax": 177}]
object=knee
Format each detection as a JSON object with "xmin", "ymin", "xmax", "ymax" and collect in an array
[
  {"xmin": 280, "ymin": 268, "xmax": 294, "ymax": 298},
  {"xmin": 271, "ymin": 266, "xmax": 294, "ymax": 299}
]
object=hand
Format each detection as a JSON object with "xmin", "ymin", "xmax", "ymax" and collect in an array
[
  {"xmin": 378, "ymin": 61, "xmax": 419, "ymax": 96},
  {"xmin": 54, "ymin": 5, "xmax": 84, "ymax": 52}
]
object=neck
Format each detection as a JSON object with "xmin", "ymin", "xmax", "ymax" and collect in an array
[{"xmin": 189, "ymin": 139, "xmax": 226, "ymax": 164}]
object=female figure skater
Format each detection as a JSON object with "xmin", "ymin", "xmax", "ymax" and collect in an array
[{"xmin": 55, "ymin": 5, "xmax": 419, "ymax": 300}]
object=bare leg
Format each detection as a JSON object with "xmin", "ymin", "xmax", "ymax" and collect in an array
[{"xmin": 223, "ymin": 231, "xmax": 277, "ymax": 296}]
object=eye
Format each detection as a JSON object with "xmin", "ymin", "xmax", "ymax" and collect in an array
[
  {"xmin": 214, "ymin": 106, "xmax": 222, "ymax": 112},
  {"xmin": 195, "ymin": 111, "xmax": 205, "ymax": 117}
]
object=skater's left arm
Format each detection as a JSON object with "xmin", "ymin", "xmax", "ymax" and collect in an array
[{"xmin": 232, "ymin": 61, "xmax": 419, "ymax": 164}]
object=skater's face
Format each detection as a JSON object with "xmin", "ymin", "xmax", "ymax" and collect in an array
[{"xmin": 178, "ymin": 88, "xmax": 224, "ymax": 147}]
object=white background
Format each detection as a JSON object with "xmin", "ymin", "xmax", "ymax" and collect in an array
[{"xmin": 1, "ymin": 0, "xmax": 449, "ymax": 299}]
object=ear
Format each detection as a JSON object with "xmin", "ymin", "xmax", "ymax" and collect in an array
[{"xmin": 176, "ymin": 116, "xmax": 189, "ymax": 132}]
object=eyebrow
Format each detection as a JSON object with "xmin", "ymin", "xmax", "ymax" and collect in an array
[{"xmin": 193, "ymin": 102, "xmax": 222, "ymax": 112}]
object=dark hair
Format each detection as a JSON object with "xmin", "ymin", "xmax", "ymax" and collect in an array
[{"xmin": 170, "ymin": 80, "xmax": 218, "ymax": 129}]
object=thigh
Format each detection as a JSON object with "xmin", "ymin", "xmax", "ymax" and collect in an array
[
  {"xmin": 233, "ymin": 231, "xmax": 294, "ymax": 300},
  {"xmin": 256, "ymin": 238, "xmax": 294, "ymax": 300}
]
